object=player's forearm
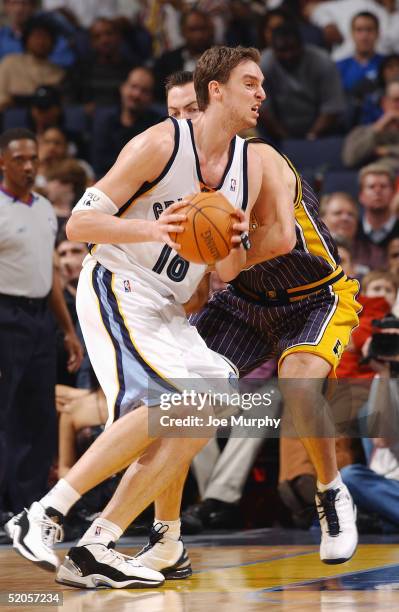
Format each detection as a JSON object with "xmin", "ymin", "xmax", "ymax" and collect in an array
[
  {"xmin": 66, "ymin": 210, "xmax": 154, "ymax": 244},
  {"xmin": 216, "ymin": 247, "xmax": 246, "ymax": 282},
  {"xmin": 246, "ymin": 224, "xmax": 295, "ymax": 266},
  {"xmin": 182, "ymin": 274, "xmax": 210, "ymax": 315}
]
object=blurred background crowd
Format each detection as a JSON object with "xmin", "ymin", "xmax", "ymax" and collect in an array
[{"xmin": 1, "ymin": 0, "xmax": 399, "ymax": 543}]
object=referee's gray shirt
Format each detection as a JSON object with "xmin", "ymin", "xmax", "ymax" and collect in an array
[{"xmin": 0, "ymin": 188, "xmax": 58, "ymax": 298}]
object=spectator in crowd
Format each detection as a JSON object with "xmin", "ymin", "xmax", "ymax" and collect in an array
[
  {"xmin": 153, "ymin": 9, "xmax": 214, "ymax": 101},
  {"xmin": 259, "ymin": 24, "xmax": 346, "ymax": 140},
  {"xmin": 309, "ymin": 0, "xmax": 390, "ymax": 61},
  {"xmin": 320, "ymin": 191, "xmax": 359, "ymax": 242},
  {"xmin": 22, "ymin": 85, "xmax": 87, "ymax": 158},
  {"xmin": 57, "ymin": 384, "xmax": 107, "ymax": 479},
  {"xmin": 258, "ymin": 8, "xmax": 291, "ymax": 60},
  {"xmin": 41, "ymin": 0, "xmax": 141, "ymax": 29},
  {"xmin": 338, "ymin": 269, "xmax": 396, "ymax": 382},
  {"xmin": 0, "ymin": 15, "xmax": 65, "ymax": 112},
  {"xmin": 36, "ymin": 127, "xmax": 93, "ymax": 191},
  {"xmin": 359, "ymin": 53, "xmax": 399, "ymax": 124},
  {"xmin": 0, "ymin": 0, "xmax": 75, "ymax": 68},
  {"xmin": 91, "ymin": 67, "xmax": 162, "ymax": 177},
  {"xmin": 387, "ymin": 236, "xmax": 399, "ymax": 315},
  {"xmin": 377, "ymin": 0, "xmax": 399, "ymax": 55},
  {"xmin": 320, "ymin": 192, "xmax": 371, "ymax": 277},
  {"xmin": 334, "ymin": 236, "xmax": 357, "ymax": 277},
  {"xmin": 224, "ymin": 0, "xmax": 258, "ymax": 47},
  {"xmin": 0, "ymin": 128, "xmax": 83, "ymax": 528},
  {"xmin": 55, "ymin": 230, "xmax": 88, "ymax": 385},
  {"xmin": 342, "ymin": 79, "xmax": 399, "ymax": 172},
  {"xmin": 28, "ymin": 85, "xmax": 64, "ymax": 135},
  {"xmin": 352, "ymin": 163, "xmax": 399, "ymax": 269},
  {"xmin": 45, "ymin": 158, "xmax": 88, "ymax": 231},
  {"xmin": 338, "ymin": 11, "xmax": 383, "ymax": 92},
  {"xmin": 342, "ymin": 326, "xmax": 399, "ymax": 533},
  {"xmin": 281, "ymin": 0, "xmax": 327, "ymax": 48},
  {"xmin": 65, "ymin": 17, "xmax": 136, "ymax": 111}
]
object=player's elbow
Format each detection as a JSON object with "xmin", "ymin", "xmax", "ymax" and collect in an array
[{"xmin": 66, "ymin": 213, "xmax": 85, "ymax": 242}]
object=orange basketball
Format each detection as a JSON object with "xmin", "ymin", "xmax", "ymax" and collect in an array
[{"xmin": 170, "ymin": 192, "xmax": 236, "ymax": 265}]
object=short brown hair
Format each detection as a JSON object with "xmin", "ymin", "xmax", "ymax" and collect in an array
[
  {"xmin": 47, "ymin": 159, "xmax": 87, "ymax": 201},
  {"xmin": 165, "ymin": 70, "xmax": 193, "ymax": 95},
  {"xmin": 359, "ymin": 163, "xmax": 396, "ymax": 189},
  {"xmin": 362, "ymin": 269, "xmax": 398, "ymax": 293},
  {"xmin": 194, "ymin": 45, "xmax": 260, "ymax": 111}
]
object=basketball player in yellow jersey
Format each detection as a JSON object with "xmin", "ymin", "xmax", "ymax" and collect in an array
[
  {"xmin": 138, "ymin": 75, "xmax": 360, "ymax": 568},
  {"xmin": 8, "ymin": 46, "xmax": 266, "ymax": 587}
]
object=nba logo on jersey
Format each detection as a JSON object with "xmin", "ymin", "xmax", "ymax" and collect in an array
[
  {"xmin": 95, "ymin": 526, "xmax": 102, "ymax": 536},
  {"xmin": 230, "ymin": 178, "xmax": 237, "ymax": 192},
  {"xmin": 123, "ymin": 280, "xmax": 132, "ymax": 293}
]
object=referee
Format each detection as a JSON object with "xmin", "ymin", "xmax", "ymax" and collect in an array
[{"xmin": 0, "ymin": 128, "xmax": 83, "ymax": 525}]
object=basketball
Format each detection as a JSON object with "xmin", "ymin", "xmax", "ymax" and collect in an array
[{"xmin": 170, "ymin": 192, "xmax": 236, "ymax": 265}]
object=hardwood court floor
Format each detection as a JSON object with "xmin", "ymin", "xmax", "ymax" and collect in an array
[{"xmin": 1, "ymin": 530, "xmax": 399, "ymax": 611}]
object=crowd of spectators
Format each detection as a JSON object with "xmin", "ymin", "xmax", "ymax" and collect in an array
[{"xmin": 1, "ymin": 0, "xmax": 399, "ymax": 540}]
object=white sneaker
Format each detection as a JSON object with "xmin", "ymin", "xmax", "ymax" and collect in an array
[
  {"xmin": 135, "ymin": 523, "xmax": 192, "ymax": 579},
  {"xmin": 316, "ymin": 483, "xmax": 358, "ymax": 564},
  {"xmin": 4, "ymin": 511, "xmax": 23, "ymax": 540},
  {"xmin": 11, "ymin": 502, "xmax": 63, "ymax": 571},
  {"xmin": 56, "ymin": 543, "xmax": 165, "ymax": 589}
]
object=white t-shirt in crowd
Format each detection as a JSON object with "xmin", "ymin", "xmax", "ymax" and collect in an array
[
  {"xmin": 42, "ymin": 0, "xmax": 140, "ymax": 28},
  {"xmin": 310, "ymin": 0, "xmax": 391, "ymax": 60}
]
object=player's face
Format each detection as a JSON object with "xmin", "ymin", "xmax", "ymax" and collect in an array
[
  {"xmin": 0, "ymin": 138, "xmax": 39, "ymax": 191},
  {"xmin": 221, "ymin": 60, "xmax": 265, "ymax": 129},
  {"xmin": 167, "ymin": 83, "xmax": 200, "ymax": 120},
  {"xmin": 365, "ymin": 278, "xmax": 397, "ymax": 307},
  {"xmin": 323, "ymin": 198, "xmax": 358, "ymax": 239}
]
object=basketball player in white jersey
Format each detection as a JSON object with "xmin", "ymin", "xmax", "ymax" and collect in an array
[{"xmin": 8, "ymin": 46, "xmax": 265, "ymax": 588}]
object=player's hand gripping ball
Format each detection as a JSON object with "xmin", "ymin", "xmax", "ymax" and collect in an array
[{"xmin": 170, "ymin": 192, "xmax": 242, "ymax": 265}]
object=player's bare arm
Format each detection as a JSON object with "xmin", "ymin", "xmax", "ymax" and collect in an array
[
  {"xmin": 66, "ymin": 121, "xmax": 186, "ymax": 249},
  {"xmin": 246, "ymin": 143, "xmax": 296, "ymax": 266},
  {"xmin": 215, "ymin": 146, "xmax": 262, "ymax": 281},
  {"xmin": 182, "ymin": 273, "xmax": 211, "ymax": 315}
]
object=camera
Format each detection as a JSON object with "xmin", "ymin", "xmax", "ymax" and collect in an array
[{"xmin": 367, "ymin": 314, "xmax": 399, "ymax": 374}]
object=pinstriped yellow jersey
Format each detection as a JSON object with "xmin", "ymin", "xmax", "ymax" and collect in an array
[{"xmin": 235, "ymin": 140, "xmax": 340, "ymax": 294}]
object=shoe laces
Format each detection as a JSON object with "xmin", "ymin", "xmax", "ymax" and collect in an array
[
  {"xmin": 36, "ymin": 511, "xmax": 64, "ymax": 548},
  {"xmin": 149, "ymin": 522, "xmax": 169, "ymax": 546},
  {"xmin": 98, "ymin": 544, "xmax": 143, "ymax": 570},
  {"xmin": 316, "ymin": 488, "xmax": 340, "ymax": 537}
]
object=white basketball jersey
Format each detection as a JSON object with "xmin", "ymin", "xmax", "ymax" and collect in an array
[{"xmin": 88, "ymin": 118, "xmax": 249, "ymax": 303}]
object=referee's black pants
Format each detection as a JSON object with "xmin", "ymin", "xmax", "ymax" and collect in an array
[{"xmin": 0, "ymin": 295, "xmax": 56, "ymax": 514}]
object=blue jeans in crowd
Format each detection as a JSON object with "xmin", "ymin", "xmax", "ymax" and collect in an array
[{"xmin": 341, "ymin": 439, "xmax": 399, "ymax": 532}]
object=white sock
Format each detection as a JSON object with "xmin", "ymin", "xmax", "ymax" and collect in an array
[
  {"xmin": 39, "ymin": 479, "xmax": 81, "ymax": 516},
  {"xmin": 78, "ymin": 518, "xmax": 123, "ymax": 547},
  {"xmin": 317, "ymin": 472, "xmax": 342, "ymax": 493},
  {"xmin": 153, "ymin": 518, "xmax": 181, "ymax": 542}
]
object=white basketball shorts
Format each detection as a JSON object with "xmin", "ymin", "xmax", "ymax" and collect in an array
[{"xmin": 76, "ymin": 258, "xmax": 236, "ymax": 426}]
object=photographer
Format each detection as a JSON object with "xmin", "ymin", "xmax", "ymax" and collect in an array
[{"xmin": 341, "ymin": 314, "xmax": 399, "ymax": 532}]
